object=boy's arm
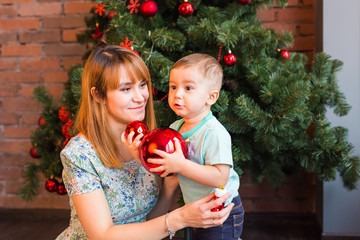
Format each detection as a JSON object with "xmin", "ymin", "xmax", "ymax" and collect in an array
[{"xmin": 148, "ymin": 141, "xmax": 230, "ymax": 187}]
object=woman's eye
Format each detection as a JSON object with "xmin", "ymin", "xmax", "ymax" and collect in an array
[
  {"xmin": 140, "ymin": 81, "xmax": 147, "ymax": 88},
  {"xmin": 121, "ymin": 88, "xmax": 130, "ymax": 92}
]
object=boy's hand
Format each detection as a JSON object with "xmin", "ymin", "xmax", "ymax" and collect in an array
[
  {"xmin": 148, "ymin": 140, "xmax": 187, "ymax": 177},
  {"xmin": 121, "ymin": 131, "xmax": 143, "ymax": 163}
]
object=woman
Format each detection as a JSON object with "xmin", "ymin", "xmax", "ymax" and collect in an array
[{"xmin": 56, "ymin": 45, "xmax": 233, "ymax": 240}]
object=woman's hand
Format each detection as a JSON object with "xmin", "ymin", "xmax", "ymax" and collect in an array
[
  {"xmin": 121, "ymin": 131, "xmax": 143, "ymax": 163},
  {"xmin": 170, "ymin": 191, "xmax": 234, "ymax": 230}
]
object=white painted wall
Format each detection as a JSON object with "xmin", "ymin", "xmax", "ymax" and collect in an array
[{"xmin": 323, "ymin": 0, "xmax": 360, "ymax": 235}]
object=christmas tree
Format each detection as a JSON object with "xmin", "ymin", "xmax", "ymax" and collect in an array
[{"xmin": 20, "ymin": 0, "xmax": 360, "ymax": 201}]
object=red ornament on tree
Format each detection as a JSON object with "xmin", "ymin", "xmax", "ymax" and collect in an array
[
  {"xmin": 237, "ymin": 0, "xmax": 251, "ymax": 5},
  {"xmin": 29, "ymin": 146, "xmax": 40, "ymax": 158},
  {"xmin": 91, "ymin": 23, "xmax": 104, "ymax": 40},
  {"xmin": 57, "ymin": 182, "xmax": 67, "ymax": 195},
  {"xmin": 140, "ymin": 128, "xmax": 188, "ymax": 176},
  {"xmin": 62, "ymin": 120, "xmax": 74, "ymax": 139},
  {"xmin": 140, "ymin": 0, "xmax": 158, "ymax": 17},
  {"xmin": 38, "ymin": 116, "xmax": 46, "ymax": 128},
  {"xmin": 223, "ymin": 50, "xmax": 237, "ymax": 67},
  {"xmin": 58, "ymin": 106, "xmax": 70, "ymax": 122},
  {"xmin": 178, "ymin": 0, "xmax": 194, "ymax": 17},
  {"xmin": 125, "ymin": 120, "xmax": 149, "ymax": 141},
  {"xmin": 45, "ymin": 178, "xmax": 59, "ymax": 192}
]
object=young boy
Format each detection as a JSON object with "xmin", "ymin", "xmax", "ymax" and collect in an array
[{"xmin": 148, "ymin": 53, "xmax": 244, "ymax": 240}]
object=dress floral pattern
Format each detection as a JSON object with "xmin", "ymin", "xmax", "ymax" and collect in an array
[{"xmin": 56, "ymin": 136, "xmax": 159, "ymax": 239}]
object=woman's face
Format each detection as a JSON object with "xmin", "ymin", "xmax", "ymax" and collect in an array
[{"xmin": 105, "ymin": 67, "xmax": 149, "ymax": 128}]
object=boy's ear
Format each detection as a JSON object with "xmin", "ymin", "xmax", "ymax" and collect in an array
[
  {"xmin": 91, "ymin": 87, "xmax": 102, "ymax": 103},
  {"xmin": 207, "ymin": 90, "xmax": 219, "ymax": 106}
]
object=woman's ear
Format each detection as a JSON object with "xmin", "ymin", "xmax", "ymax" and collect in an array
[
  {"xmin": 207, "ymin": 90, "xmax": 219, "ymax": 106},
  {"xmin": 90, "ymin": 87, "xmax": 102, "ymax": 103}
]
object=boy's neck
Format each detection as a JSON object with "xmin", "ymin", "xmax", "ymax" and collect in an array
[{"xmin": 181, "ymin": 109, "xmax": 210, "ymax": 133}]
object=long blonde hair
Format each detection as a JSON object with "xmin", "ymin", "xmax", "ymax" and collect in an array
[{"xmin": 75, "ymin": 45, "xmax": 156, "ymax": 168}]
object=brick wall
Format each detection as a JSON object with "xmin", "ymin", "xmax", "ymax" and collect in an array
[{"xmin": 0, "ymin": 0, "xmax": 316, "ymax": 211}]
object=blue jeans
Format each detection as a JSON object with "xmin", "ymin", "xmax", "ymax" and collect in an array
[{"xmin": 191, "ymin": 195, "xmax": 244, "ymax": 240}]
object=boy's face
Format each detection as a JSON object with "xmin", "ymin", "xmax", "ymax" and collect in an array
[{"xmin": 168, "ymin": 66, "xmax": 216, "ymax": 121}]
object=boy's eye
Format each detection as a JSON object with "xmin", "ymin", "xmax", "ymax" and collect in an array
[
  {"xmin": 185, "ymin": 86, "xmax": 192, "ymax": 91},
  {"xmin": 170, "ymin": 85, "xmax": 176, "ymax": 90}
]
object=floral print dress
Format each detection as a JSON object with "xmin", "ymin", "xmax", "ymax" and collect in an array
[{"xmin": 56, "ymin": 136, "xmax": 159, "ymax": 239}]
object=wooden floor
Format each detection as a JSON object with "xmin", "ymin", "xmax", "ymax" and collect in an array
[{"xmin": 0, "ymin": 208, "xmax": 322, "ymax": 240}]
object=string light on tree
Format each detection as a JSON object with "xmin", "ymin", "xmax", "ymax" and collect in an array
[
  {"xmin": 223, "ymin": 50, "xmax": 237, "ymax": 67},
  {"xmin": 178, "ymin": 0, "xmax": 194, "ymax": 17},
  {"xmin": 278, "ymin": 49, "xmax": 290, "ymax": 59},
  {"xmin": 140, "ymin": 0, "xmax": 158, "ymax": 17},
  {"xmin": 38, "ymin": 116, "xmax": 46, "ymax": 128}
]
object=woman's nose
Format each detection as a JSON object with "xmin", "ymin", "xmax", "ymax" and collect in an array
[{"xmin": 133, "ymin": 88, "xmax": 144, "ymax": 101}]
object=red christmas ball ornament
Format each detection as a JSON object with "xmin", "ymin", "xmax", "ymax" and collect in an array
[
  {"xmin": 140, "ymin": 128, "xmax": 188, "ymax": 176},
  {"xmin": 223, "ymin": 50, "xmax": 237, "ymax": 67},
  {"xmin": 57, "ymin": 182, "xmax": 67, "ymax": 195},
  {"xmin": 38, "ymin": 116, "xmax": 46, "ymax": 128},
  {"xmin": 178, "ymin": 0, "xmax": 194, "ymax": 17},
  {"xmin": 140, "ymin": 0, "xmax": 158, "ymax": 17},
  {"xmin": 62, "ymin": 120, "xmax": 74, "ymax": 139},
  {"xmin": 237, "ymin": 0, "xmax": 251, "ymax": 5},
  {"xmin": 125, "ymin": 120, "xmax": 149, "ymax": 141},
  {"xmin": 45, "ymin": 178, "xmax": 59, "ymax": 192},
  {"xmin": 29, "ymin": 146, "xmax": 40, "ymax": 158},
  {"xmin": 58, "ymin": 106, "xmax": 70, "ymax": 122},
  {"xmin": 280, "ymin": 50, "xmax": 290, "ymax": 59}
]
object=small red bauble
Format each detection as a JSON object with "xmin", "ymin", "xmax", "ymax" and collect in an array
[
  {"xmin": 57, "ymin": 182, "xmax": 67, "ymax": 195},
  {"xmin": 178, "ymin": 1, "xmax": 194, "ymax": 17},
  {"xmin": 140, "ymin": 128, "xmax": 188, "ymax": 176},
  {"xmin": 45, "ymin": 178, "xmax": 59, "ymax": 192},
  {"xmin": 58, "ymin": 106, "xmax": 70, "ymax": 122},
  {"xmin": 140, "ymin": 0, "xmax": 158, "ymax": 17},
  {"xmin": 38, "ymin": 116, "xmax": 46, "ymax": 128},
  {"xmin": 223, "ymin": 52, "xmax": 237, "ymax": 67},
  {"xmin": 62, "ymin": 120, "xmax": 74, "ymax": 139},
  {"xmin": 237, "ymin": 0, "xmax": 251, "ymax": 5},
  {"xmin": 30, "ymin": 146, "xmax": 40, "ymax": 158},
  {"xmin": 125, "ymin": 120, "xmax": 149, "ymax": 141},
  {"xmin": 281, "ymin": 50, "xmax": 290, "ymax": 59}
]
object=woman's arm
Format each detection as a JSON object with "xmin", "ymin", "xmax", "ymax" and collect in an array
[{"xmin": 73, "ymin": 188, "xmax": 233, "ymax": 240}]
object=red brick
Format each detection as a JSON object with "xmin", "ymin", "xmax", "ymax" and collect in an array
[
  {"xmin": 0, "ymin": 31, "xmax": 17, "ymax": 43},
  {"xmin": 1, "ymin": 98, "xmax": 42, "ymax": 111},
  {"xmin": 62, "ymin": 29, "xmax": 83, "ymax": 42},
  {"xmin": 291, "ymin": 36, "xmax": 315, "ymax": 51},
  {"xmin": 0, "ymin": 0, "xmax": 33, "ymax": 3},
  {"xmin": 273, "ymin": 0, "xmax": 299, "ymax": 7},
  {"xmin": 0, "ymin": 167, "xmax": 23, "ymax": 180},
  {"xmin": 20, "ymin": 58, "xmax": 60, "ymax": 70},
  {"xmin": 5, "ymin": 180, "xmax": 24, "ymax": 194},
  {"xmin": 21, "ymin": 85, "xmax": 39, "ymax": 98},
  {"xmin": 0, "ymin": 141, "xmax": 21, "ymax": 153},
  {"xmin": 22, "ymin": 140, "xmax": 33, "ymax": 153},
  {"xmin": 18, "ymin": 3, "xmax": 62, "ymax": 16},
  {"xmin": 45, "ymin": 43, "xmax": 87, "ymax": 56},
  {"xmin": 44, "ymin": 71, "xmax": 68, "ymax": 83},
  {"xmin": 1, "ymin": 154, "xmax": 36, "ymax": 167},
  {"xmin": 253, "ymin": 199, "xmax": 303, "ymax": 212},
  {"xmin": 277, "ymin": 8, "xmax": 314, "ymax": 22},
  {"xmin": 21, "ymin": 113, "xmax": 43, "ymax": 125},
  {"xmin": 0, "ymin": 58, "xmax": 16, "ymax": 71},
  {"xmin": 0, "ymin": 5, "xmax": 17, "ymax": 17},
  {"xmin": 43, "ymin": 15, "xmax": 87, "ymax": 29},
  {"xmin": 242, "ymin": 199, "xmax": 253, "ymax": 213},
  {"xmin": 0, "ymin": 195, "xmax": 69, "ymax": 209},
  {"xmin": 0, "ymin": 84, "xmax": 20, "ymax": 97},
  {"xmin": 64, "ymin": 1, "xmax": 93, "ymax": 14},
  {"xmin": 4, "ymin": 127, "xmax": 37, "ymax": 138},
  {"xmin": 262, "ymin": 22, "xmax": 297, "ymax": 34},
  {"xmin": 0, "ymin": 113, "xmax": 19, "ymax": 125},
  {"xmin": 257, "ymin": 9, "xmax": 277, "ymax": 22},
  {"xmin": 277, "ymin": 184, "xmax": 315, "ymax": 199},
  {"xmin": 63, "ymin": 57, "xmax": 84, "ymax": 70},
  {"xmin": 298, "ymin": 23, "xmax": 314, "ymax": 35},
  {"xmin": 1, "ymin": 44, "xmax": 42, "ymax": 57},
  {"xmin": 0, "ymin": 18, "xmax": 40, "ymax": 30},
  {"xmin": 45, "ymin": 85, "xmax": 64, "ymax": 98},
  {"xmin": 0, "ymin": 72, "xmax": 41, "ymax": 83},
  {"xmin": 19, "ymin": 30, "xmax": 61, "ymax": 43},
  {"xmin": 302, "ymin": 0, "xmax": 314, "ymax": 6}
]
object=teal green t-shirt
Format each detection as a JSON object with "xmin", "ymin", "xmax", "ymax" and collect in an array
[{"xmin": 170, "ymin": 112, "xmax": 240, "ymax": 206}]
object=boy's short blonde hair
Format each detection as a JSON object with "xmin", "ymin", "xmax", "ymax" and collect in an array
[{"xmin": 171, "ymin": 53, "xmax": 223, "ymax": 91}]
